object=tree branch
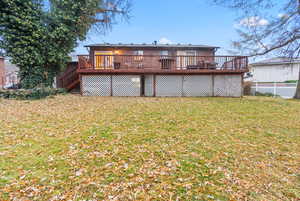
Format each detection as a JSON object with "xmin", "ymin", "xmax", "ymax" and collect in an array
[{"xmin": 251, "ymin": 35, "xmax": 300, "ymax": 56}]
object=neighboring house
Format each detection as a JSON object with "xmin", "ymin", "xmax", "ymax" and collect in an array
[
  {"xmin": 249, "ymin": 57, "xmax": 300, "ymax": 82},
  {"xmin": 0, "ymin": 57, "xmax": 4, "ymax": 88},
  {"xmin": 4, "ymin": 60, "xmax": 19, "ymax": 88},
  {"xmin": 58, "ymin": 43, "xmax": 248, "ymax": 97},
  {"xmin": 0, "ymin": 57, "xmax": 19, "ymax": 89}
]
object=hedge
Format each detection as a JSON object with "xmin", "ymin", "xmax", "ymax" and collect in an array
[{"xmin": 0, "ymin": 88, "xmax": 66, "ymax": 100}]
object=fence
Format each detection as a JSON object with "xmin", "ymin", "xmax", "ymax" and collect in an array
[{"xmin": 251, "ymin": 82, "xmax": 298, "ymax": 98}]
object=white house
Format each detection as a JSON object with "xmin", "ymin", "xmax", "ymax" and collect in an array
[{"xmin": 249, "ymin": 57, "xmax": 300, "ymax": 82}]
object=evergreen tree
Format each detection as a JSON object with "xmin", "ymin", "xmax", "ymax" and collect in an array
[{"xmin": 0, "ymin": 0, "xmax": 130, "ymax": 88}]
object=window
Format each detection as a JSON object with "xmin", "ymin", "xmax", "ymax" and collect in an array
[
  {"xmin": 160, "ymin": 51, "xmax": 169, "ymax": 56},
  {"xmin": 94, "ymin": 51, "xmax": 113, "ymax": 69},
  {"xmin": 133, "ymin": 50, "xmax": 143, "ymax": 55},
  {"xmin": 133, "ymin": 50, "xmax": 143, "ymax": 61},
  {"xmin": 186, "ymin": 50, "xmax": 197, "ymax": 65},
  {"xmin": 186, "ymin": 50, "xmax": 197, "ymax": 56},
  {"xmin": 176, "ymin": 50, "xmax": 197, "ymax": 69}
]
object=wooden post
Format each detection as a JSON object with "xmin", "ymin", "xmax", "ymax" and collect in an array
[
  {"xmin": 241, "ymin": 73, "xmax": 244, "ymax": 97},
  {"xmin": 153, "ymin": 75, "xmax": 156, "ymax": 97},
  {"xmin": 212, "ymin": 74, "xmax": 215, "ymax": 97},
  {"xmin": 255, "ymin": 82, "xmax": 258, "ymax": 95},
  {"xmin": 110, "ymin": 75, "xmax": 113, "ymax": 96},
  {"xmin": 273, "ymin": 82, "xmax": 277, "ymax": 97},
  {"xmin": 79, "ymin": 74, "xmax": 83, "ymax": 96}
]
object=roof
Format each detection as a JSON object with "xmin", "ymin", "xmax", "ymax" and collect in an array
[
  {"xmin": 85, "ymin": 43, "xmax": 219, "ymax": 49},
  {"xmin": 251, "ymin": 57, "xmax": 300, "ymax": 66}
]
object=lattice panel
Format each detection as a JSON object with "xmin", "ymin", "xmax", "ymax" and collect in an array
[
  {"xmin": 156, "ymin": 75, "xmax": 214, "ymax": 97},
  {"xmin": 183, "ymin": 75, "xmax": 213, "ymax": 97},
  {"xmin": 112, "ymin": 75, "xmax": 141, "ymax": 96},
  {"xmin": 81, "ymin": 74, "xmax": 242, "ymax": 97},
  {"xmin": 156, "ymin": 75, "xmax": 183, "ymax": 97},
  {"xmin": 214, "ymin": 75, "xmax": 242, "ymax": 97},
  {"xmin": 82, "ymin": 75, "xmax": 111, "ymax": 96}
]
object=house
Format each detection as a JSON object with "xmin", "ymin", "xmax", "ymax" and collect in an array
[
  {"xmin": 5, "ymin": 60, "xmax": 19, "ymax": 88},
  {"xmin": 58, "ymin": 43, "xmax": 248, "ymax": 97},
  {"xmin": 249, "ymin": 57, "xmax": 300, "ymax": 82}
]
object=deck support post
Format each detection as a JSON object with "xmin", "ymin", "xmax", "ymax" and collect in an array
[
  {"xmin": 153, "ymin": 75, "xmax": 156, "ymax": 97},
  {"xmin": 110, "ymin": 75, "xmax": 113, "ymax": 96},
  {"xmin": 80, "ymin": 74, "xmax": 83, "ymax": 96},
  {"xmin": 212, "ymin": 74, "xmax": 215, "ymax": 97},
  {"xmin": 241, "ymin": 74, "xmax": 244, "ymax": 97}
]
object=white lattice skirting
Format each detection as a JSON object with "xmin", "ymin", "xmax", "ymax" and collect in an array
[{"xmin": 81, "ymin": 74, "xmax": 242, "ymax": 97}]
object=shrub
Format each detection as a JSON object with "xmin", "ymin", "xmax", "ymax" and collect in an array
[
  {"xmin": 255, "ymin": 91, "xmax": 280, "ymax": 97},
  {"xmin": 0, "ymin": 88, "xmax": 66, "ymax": 100},
  {"xmin": 284, "ymin": 80, "xmax": 298, "ymax": 83}
]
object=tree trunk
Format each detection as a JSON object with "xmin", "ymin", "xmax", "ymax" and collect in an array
[{"xmin": 294, "ymin": 69, "xmax": 300, "ymax": 99}]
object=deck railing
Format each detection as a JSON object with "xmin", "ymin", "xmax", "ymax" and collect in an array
[
  {"xmin": 57, "ymin": 62, "xmax": 79, "ymax": 89},
  {"xmin": 78, "ymin": 55, "xmax": 248, "ymax": 71}
]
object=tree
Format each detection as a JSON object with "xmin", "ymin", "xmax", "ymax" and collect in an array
[
  {"xmin": 0, "ymin": 0, "xmax": 130, "ymax": 88},
  {"xmin": 213, "ymin": 0, "xmax": 300, "ymax": 99}
]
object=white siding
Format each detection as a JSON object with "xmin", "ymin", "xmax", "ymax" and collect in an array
[{"xmin": 250, "ymin": 63, "xmax": 300, "ymax": 82}]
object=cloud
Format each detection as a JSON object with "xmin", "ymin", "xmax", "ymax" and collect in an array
[
  {"xmin": 238, "ymin": 16, "xmax": 269, "ymax": 27},
  {"xmin": 158, "ymin": 37, "xmax": 173, "ymax": 44}
]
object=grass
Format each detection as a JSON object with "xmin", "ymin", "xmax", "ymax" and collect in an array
[{"xmin": 0, "ymin": 95, "xmax": 299, "ymax": 201}]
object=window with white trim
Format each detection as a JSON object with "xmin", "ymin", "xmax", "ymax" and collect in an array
[{"xmin": 133, "ymin": 50, "xmax": 143, "ymax": 61}]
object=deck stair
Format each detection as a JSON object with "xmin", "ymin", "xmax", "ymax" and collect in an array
[{"xmin": 57, "ymin": 62, "xmax": 80, "ymax": 92}]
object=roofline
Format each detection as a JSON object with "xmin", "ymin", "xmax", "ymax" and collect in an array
[
  {"xmin": 250, "ymin": 61, "xmax": 300, "ymax": 66},
  {"xmin": 84, "ymin": 43, "xmax": 219, "ymax": 49}
]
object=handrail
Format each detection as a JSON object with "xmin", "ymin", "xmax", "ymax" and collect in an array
[
  {"xmin": 57, "ymin": 62, "xmax": 79, "ymax": 89},
  {"xmin": 78, "ymin": 55, "xmax": 248, "ymax": 71},
  {"xmin": 77, "ymin": 54, "xmax": 248, "ymax": 58}
]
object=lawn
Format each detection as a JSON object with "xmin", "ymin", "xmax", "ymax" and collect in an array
[{"xmin": 0, "ymin": 95, "xmax": 299, "ymax": 201}]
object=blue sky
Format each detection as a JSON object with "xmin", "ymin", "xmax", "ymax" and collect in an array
[{"xmin": 76, "ymin": 0, "xmax": 241, "ymax": 55}]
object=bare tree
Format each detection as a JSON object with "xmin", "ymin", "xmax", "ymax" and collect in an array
[
  {"xmin": 213, "ymin": 0, "xmax": 300, "ymax": 99},
  {"xmin": 91, "ymin": 0, "xmax": 131, "ymax": 33}
]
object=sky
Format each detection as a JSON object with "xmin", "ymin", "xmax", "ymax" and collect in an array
[{"xmin": 75, "ymin": 0, "xmax": 255, "ymax": 55}]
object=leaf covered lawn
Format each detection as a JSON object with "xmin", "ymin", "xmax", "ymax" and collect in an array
[{"xmin": 0, "ymin": 95, "xmax": 300, "ymax": 201}]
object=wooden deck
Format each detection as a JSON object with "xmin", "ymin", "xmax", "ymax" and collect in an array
[
  {"xmin": 58, "ymin": 55, "xmax": 249, "ymax": 91},
  {"xmin": 78, "ymin": 55, "xmax": 248, "ymax": 74}
]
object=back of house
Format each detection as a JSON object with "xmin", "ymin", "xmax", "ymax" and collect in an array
[{"xmin": 58, "ymin": 43, "xmax": 248, "ymax": 97}]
